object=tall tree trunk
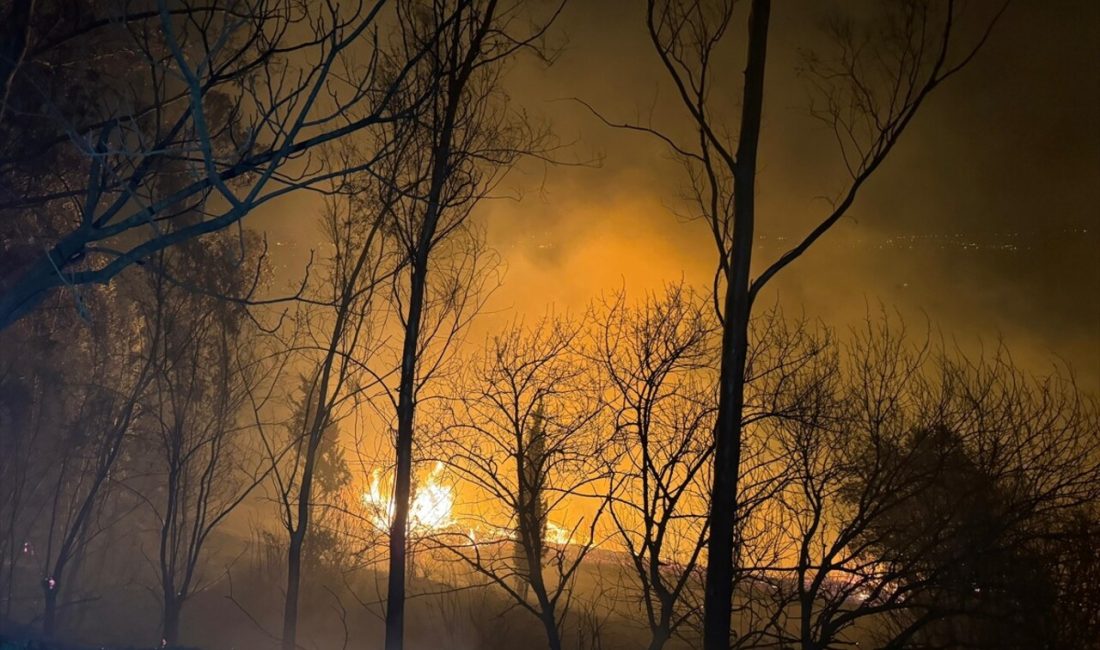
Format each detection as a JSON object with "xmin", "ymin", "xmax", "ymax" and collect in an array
[
  {"xmin": 385, "ymin": 257, "xmax": 428, "ymax": 650},
  {"xmin": 702, "ymin": 2, "xmax": 770, "ymax": 650},
  {"xmin": 42, "ymin": 578, "xmax": 58, "ymax": 638},
  {"xmin": 383, "ymin": 5, "xmax": 500, "ymax": 648},
  {"xmin": 163, "ymin": 595, "xmax": 182, "ymax": 647},
  {"xmin": 384, "ymin": 49, "xmax": 463, "ymax": 650},
  {"xmin": 800, "ymin": 595, "xmax": 814, "ymax": 650},
  {"xmin": 282, "ymin": 515, "xmax": 307, "ymax": 650},
  {"xmin": 541, "ymin": 606, "xmax": 562, "ymax": 650},
  {"xmin": 281, "ymin": 340, "xmax": 343, "ymax": 650},
  {"xmin": 647, "ymin": 625, "xmax": 671, "ymax": 650}
]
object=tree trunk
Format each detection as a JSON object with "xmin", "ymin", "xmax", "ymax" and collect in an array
[
  {"xmin": 282, "ymin": 385, "xmax": 329, "ymax": 650},
  {"xmin": 2, "ymin": 539, "xmax": 17, "ymax": 620},
  {"xmin": 42, "ymin": 578, "xmax": 58, "ymax": 638},
  {"xmin": 801, "ymin": 615, "xmax": 815, "ymax": 650},
  {"xmin": 385, "ymin": 260, "xmax": 427, "ymax": 650},
  {"xmin": 163, "ymin": 596, "xmax": 182, "ymax": 647},
  {"xmin": 541, "ymin": 606, "xmax": 563, "ymax": 650},
  {"xmin": 383, "ymin": 6, "xmax": 498, "ymax": 648},
  {"xmin": 282, "ymin": 530, "xmax": 305, "ymax": 650},
  {"xmin": 647, "ymin": 625, "xmax": 671, "ymax": 650},
  {"xmin": 702, "ymin": 2, "xmax": 770, "ymax": 650},
  {"xmin": 702, "ymin": 291, "xmax": 750, "ymax": 649}
]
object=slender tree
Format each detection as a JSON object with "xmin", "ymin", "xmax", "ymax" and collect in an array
[
  {"xmin": 32, "ymin": 291, "xmax": 156, "ymax": 637},
  {"xmin": 375, "ymin": 2, "xmax": 563, "ymax": 647},
  {"xmin": 134, "ymin": 236, "xmax": 270, "ymax": 647},
  {"xmin": 258, "ymin": 186, "xmax": 396, "ymax": 650}
]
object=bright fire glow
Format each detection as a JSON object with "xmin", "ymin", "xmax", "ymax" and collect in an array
[
  {"xmin": 545, "ymin": 521, "xmax": 576, "ymax": 545},
  {"xmin": 363, "ymin": 463, "xmax": 455, "ymax": 534},
  {"xmin": 361, "ymin": 463, "xmax": 584, "ymax": 549}
]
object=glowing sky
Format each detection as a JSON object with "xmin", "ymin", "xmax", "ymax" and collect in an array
[{"xmin": 259, "ymin": 0, "xmax": 1100, "ymax": 387}]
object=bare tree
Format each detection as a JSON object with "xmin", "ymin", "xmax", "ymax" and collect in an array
[
  {"xmin": 765, "ymin": 317, "xmax": 1100, "ymax": 650},
  {"xmin": 131, "ymin": 236, "xmax": 272, "ymax": 647},
  {"xmin": 577, "ymin": 2, "xmax": 1007, "ymax": 646},
  {"xmin": 430, "ymin": 316, "xmax": 609, "ymax": 650},
  {"xmin": 28, "ymin": 291, "xmax": 156, "ymax": 637},
  {"xmin": 372, "ymin": 2, "xmax": 564, "ymax": 648},
  {"xmin": 252, "ymin": 183, "xmax": 398, "ymax": 650},
  {"xmin": 592, "ymin": 285, "xmax": 716, "ymax": 650},
  {"xmin": 0, "ymin": 0, "xmax": 443, "ymax": 329},
  {"xmin": 0, "ymin": 311, "xmax": 66, "ymax": 619}
]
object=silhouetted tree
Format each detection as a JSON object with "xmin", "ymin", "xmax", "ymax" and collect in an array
[
  {"xmin": 0, "ymin": 0, "xmax": 441, "ymax": 329},
  {"xmin": 373, "ymin": 3, "xmax": 563, "ymax": 648},
  {"xmin": 431, "ymin": 316, "xmax": 609, "ymax": 650},
  {"xmin": 766, "ymin": 317, "xmax": 1100, "ymax": 650},
  {"xmin": 582, "ymin": 2, "xmax": 1007, "ymax": 646},
  {"xmin": 594, "ymin": 286, "xmax": 716, "ymax": 650},
  {"xmin": 22, "ymin": 290, "xmax": 156, "ymax": 637},
  {"xmin": 268, "ymin": 184, "xmax": 398, "ymax": 650},
  {"xmin": 133, "ymin": 236, "xmax": 270, "ymax": 647}
]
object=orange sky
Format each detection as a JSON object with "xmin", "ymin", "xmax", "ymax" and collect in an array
[{"xmin": 256, "ymin": 0, "xmax": 1100, "ymax": 389}]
